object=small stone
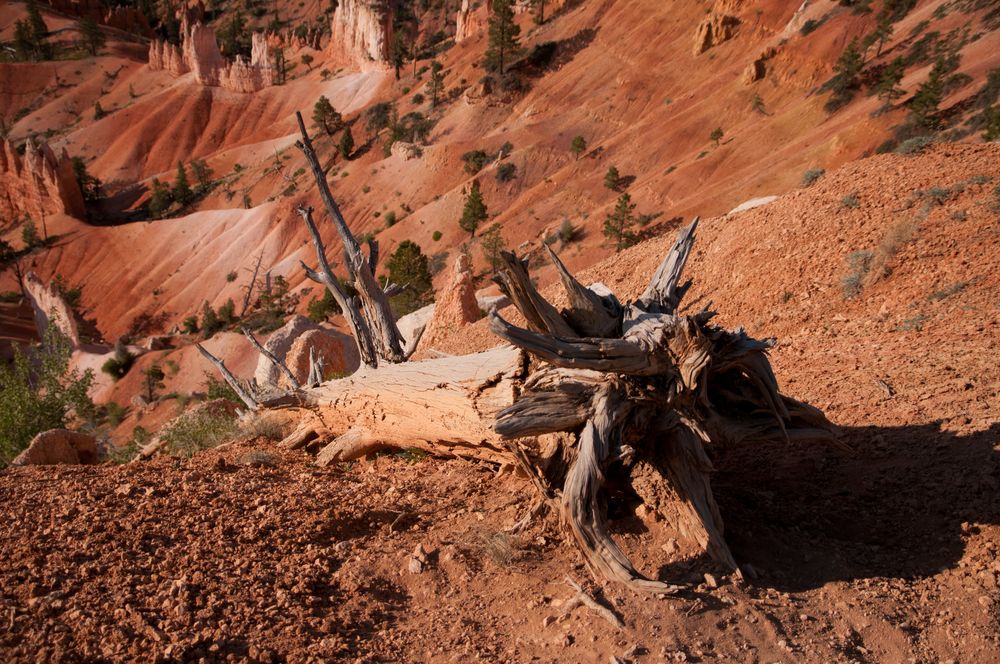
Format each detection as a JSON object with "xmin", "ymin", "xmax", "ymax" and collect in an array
[
  {"xmin": 704, "ymin": 573, "xmax": 719, "ymax": 589},
  {"xmin": 407, "ymin": 557, "xmax": 423, "ymax": 574},
  {"xmin": 541, "ymin": 615, "xmax": 555, "ymax": 628}
]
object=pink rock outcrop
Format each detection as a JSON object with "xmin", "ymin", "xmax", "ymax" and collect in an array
[
  {"xmin": 0, "ymin": 139, "xmax": 86, "ymax": 222},
  {"xmin": 456, "ymin": 0, "xmax": 489, "ymax": 44},
  {"xmin": 148, "ymin": 15, "xmax": 275, "ymax": 92},
  {"xmin": 327, "ymin": 0, "xmax": 394, "ymax": 69},
  {"xmin": 23, "ymin": 271, "xmax": 81, "ymax": 347},
  {"xmin": 283, "ymin": 329, "xmax": 350, "ymax": 387},
  {"xmin": 693, "ymin": 14, "xmax": 740, "ymax": 55},
  {"xmin": 11, "ymin": 429, "xmax": 98, "ymax": 466},
  {"xmin": 416, "ymin": 254, "xmax": 481, "ymax": 356}
]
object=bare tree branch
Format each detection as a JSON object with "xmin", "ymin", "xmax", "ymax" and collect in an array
[{"xmin": 195, "ymin": 343, "xmax": 259, "ymax": 411}]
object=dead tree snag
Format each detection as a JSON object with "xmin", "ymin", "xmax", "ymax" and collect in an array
[{"xmin": 294, "ymin": 111, "xmax": 405, "ymax": 367}]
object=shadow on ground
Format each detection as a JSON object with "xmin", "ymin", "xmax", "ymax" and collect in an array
[{"xmin": 713, "ymin": 421, "xmax": 1000, "ymax": 592}]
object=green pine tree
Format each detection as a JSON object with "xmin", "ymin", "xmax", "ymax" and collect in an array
[
  {"xmin": 173, "ymin": 161, "xmax": 194, "ymax": 206},
  {"xmin": 479, "ymin": 222, "xmax": 507, "ymax": 271},
  {"xmin": 484, "ymin": 0, "xmax": 522, "ymax": 75},
  {"xmin": 385, "ymin": 240, "xmax": 433, "ymax": 317},
  {"xmin": 21, "ymin": 217, "xmax": 41, "ymax": 249},
  {"xmin": 459, "ymin": 180, "xmax": 488, "ymax": 238},
  {"xmin": 983, "ymin": 107, "xmax": 1000, "ymax": 142},
  {"xmin": 312, "ymin": 96, "xmax": 342, "ymax": 135},
  {"xmin": 603, "ymin": 193, "xmax": 640, "ymax": 252},
  {"xmin": 13, "ymin": 20, "xmax": 35, "ymax": 61},
  {"xmin": 339, "ymin": 125, "xmax": 355, "ymax": 159},
  {"xmin": 71, "ymin": 156, "xmax": 102, "ymax": 202},
  {"xmin": 143, "ymin": 364, "xmax": 165, "ymax": 401},
  {"xmin": 826, "ymin": 38, "xmax": 864, "ymax": 111},
  {"xmin": 78, "ymin": 16, "xmax": 105, "ymax": 56},
  {"xmin": 25, "ymin": 0, "xmax": 50, "ymax": 59},
  {"xmin": 147, "ymin": 178, "xmax": 173, "ymax": 219},
  {"xmin": 428, "ymin": 60, "xmax": 445, "ymax": 107},
  {"xmin": 873, "ymin": 57, "xmax": 906, "ymax": 107},
  {"xmin": 390, "ymin": 31, "xmax": 407, "ymax": 80},
  {"xmin": 190, "ymin": 158, "xmax": 214, "ymax": 193},
  {"xmin": 604, "ymin": 166, "xmax": 622, "ymax": 191},
  {"xmin": 910, "ymin": 58, "xmax": 946, "ymax": 130}
]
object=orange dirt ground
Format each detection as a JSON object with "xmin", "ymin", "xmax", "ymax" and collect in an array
[{"xmin": 1, "ymin": 0, "xmax": 999, "ymax": 661}]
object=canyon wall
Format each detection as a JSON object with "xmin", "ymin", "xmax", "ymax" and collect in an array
[{"xmin": 0, "ymin": 139, "xmax": 85, "ymax": 222}]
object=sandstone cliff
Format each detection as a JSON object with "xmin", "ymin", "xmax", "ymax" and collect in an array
[
  {"xmin": 327, "ymin": 0, "xmax": 394, "ymax": 69},
  {"xmin": 23, "ymin": 271, "xmax": 81, "ymax": 348},
  {"xmin": 0, "ymin": 139, "xmax": 86, "ymax": 222},
  {"xmin": 455, "ymin": 0, "xmax": 489, "ymax": 44}
]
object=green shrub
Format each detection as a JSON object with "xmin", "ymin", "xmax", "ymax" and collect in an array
[
  {"xmin": 801, "ymin": 168, "xmax": 825, "ymax": 187},
  {"xmin": 895, "ymin": 136, "xmax": 936, "ymax": 155},
  {"xmin": 238, "ymin": 412, "xmax": 286, "ymax": 441},
  {"xmin": 0, "ymin": 327, "xmax": 95, "ymax": 465},
  {"xmin": 103, "ymin": 401, "xmax": 127, "ymax": 426},
  {"xmin": 461, "ymin": 149, "xmax": 490, "ymax": 175},
  {"xmin": 495, "ymin": 162, "xmax": 517, "ymax": 182},
  {"xmin": 432, "ymin": 230, "xmax": 443, "ymax": 241},
  {"xmin": 557, "ymin": 218, "xmax": 578, "ymax": 244},
  {"xmin": 203, "ymin": 372, "xmax": 241, "ymax": 402},
  {"xmin": 800, "ymin": 18, "xmax": 821, "ymax": 35},
  {"xmin": 160, "ymin": 407, "xmax": 238, "ymax": 457},
  {"xmin": 101, "ymin": 345, "xmax": 135, "ymax": 381},
  {"xmin": 842, "ymin": 250, "xmax": 874, "ymax": 299}
]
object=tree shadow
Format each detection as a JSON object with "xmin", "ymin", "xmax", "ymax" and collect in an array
[
  {"xmin": 90, "ymin": 181, "xmax": 149, "ymax": 225},
  {"xmin": 712, "ymin": 421, "xmax": 1000, "ymax": 592},
  {"xmin": 518, "ymin": 27, "xmax": 598, "ymax": 78}
]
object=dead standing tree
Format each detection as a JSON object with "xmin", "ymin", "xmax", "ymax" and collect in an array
[
  {"xmin": 293, "ymin": 111, "xmax": 405, "ymax": 368},
  {"xmin": 198, "ymin": 109, "xmax": 838, "ymax": 593}
]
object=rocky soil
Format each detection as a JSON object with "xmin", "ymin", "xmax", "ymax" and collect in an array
[{"xmin": 1, "ymin": 144, "xmax": 998, "ymax": 663}]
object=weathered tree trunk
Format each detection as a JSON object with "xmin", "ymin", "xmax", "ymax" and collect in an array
[
  {"xmin": 294, "ymin": 112, "xmax": 405, "ymax": 367},
  {"xmin": 291, "ymin": 345, "xmax": 525, "ymax": 465},
  {"xmin": 279, "ymin": 219, "xmax": 838, "ymax": 593}
]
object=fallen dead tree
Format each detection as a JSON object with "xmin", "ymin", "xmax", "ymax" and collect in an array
[
  {"xmin": 195, "ymin": 109, "xmax": 838, "ymax": 593},
  {"xmin": 265, "ymin": 220, "xmax": 836, "ymax": 592}
]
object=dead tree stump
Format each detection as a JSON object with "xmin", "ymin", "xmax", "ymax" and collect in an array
[{"xmin": 489, "ymin": 218, "xmax": 838, "ymax": 591}]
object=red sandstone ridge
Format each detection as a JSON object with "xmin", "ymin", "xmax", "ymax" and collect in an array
[{"xmin": 0, "ymin": 139, "xmax": 85, "ymax": 222}]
